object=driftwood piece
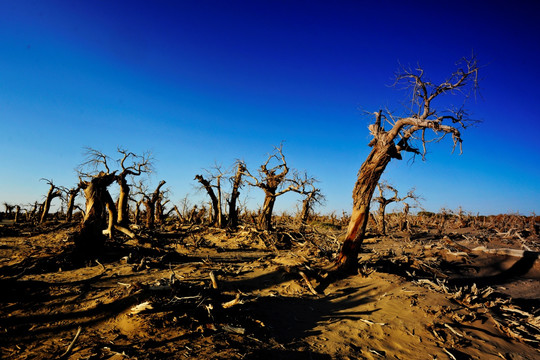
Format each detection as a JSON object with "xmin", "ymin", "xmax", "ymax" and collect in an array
[{"xmin": 59, "ymin": 326, "xmax": 82, "ymax": 359}]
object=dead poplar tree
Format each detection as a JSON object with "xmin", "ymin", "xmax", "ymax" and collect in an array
[
  {"xmin": 335, "ymin": 56, "xmax": 480, "ymax": 271},
  {"xmin": 116, "ymin": 148, "xmax": 152, "ymax": 226},
  {"xmin": 75, "ymin": 171, "xmax": 117, "ymax": 252},
  {"xmin": 296, "ymin": 180, "xmax": 325, "ymax": 231},
  {"xmin": 61, "ymin": 185, "xmax": 81, "ymax": 222},
  {"xmin": 139, "ymin": 180, "xmax": 166, "ymax": 229},
  {"xmin": 39, "ymin": 179, "xmax": 62, "ymax": 224},
  {"xmin": 3, "ymin": 203, "xmax": 14, "ymax": 217},
  {"xmin": 373, "ymin": 181, "xmax": 418, "ymax": 235},
  {"xmin": 195, "ymin": 168, "xmax": 226, "ymax": 228},
  {"xmin": 28, "ymin": 201, "xmax": 39, "ymax": 223},
  {"xmin": 400, "ymin": 202, "xmax": 411, "ymax": 232},
  {"xmin": 227, "ymin": 161, "xmax": 246, "ymax": 229},
  {"xmin": 244, "ymin": 145, "xmax": 314, "ymax": 231},
  {"xmin": 155, "ymin": 192, "xmax": 171, "ymax": 226},
  {"xmin": 14, "ymin": 205, "xmax": 21, "ymax": 223}
]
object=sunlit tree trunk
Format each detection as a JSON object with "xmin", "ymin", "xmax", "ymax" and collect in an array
[
  {"xmin": 40, "ymin": 181, "xmax": 61, "ymax": 224},
  {"xmin": 335, "ymin": 145, "xmax": 393, "ymax": 269},
  {"xmin": 258, "ymin": 191, "xmax": 277, "ymax": 231}
]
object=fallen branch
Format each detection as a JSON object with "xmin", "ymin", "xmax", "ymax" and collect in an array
[
  {"xmin": 298, "ymin": 270, "xmax": 319, "ymax": 296},
  {"xmin": 222, "ymin": 294, "xmax": 243, "ymax": 309},
  {"xmin": 59, "ymin": 326, "xmax": 82, "ymax": 359},
  {"xmin": 209, "ymin": 271, "xmax": 219, "ymax": 289}
]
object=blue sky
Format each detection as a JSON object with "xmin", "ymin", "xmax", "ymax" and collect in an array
[{"xmin": 1, "ymin": 0, "xmax": 539, "ymax": 215}]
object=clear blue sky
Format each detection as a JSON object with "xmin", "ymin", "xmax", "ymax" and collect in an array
[{"xmin": 1, "ymin": 0, "xmax": 539, "ymax": 216}]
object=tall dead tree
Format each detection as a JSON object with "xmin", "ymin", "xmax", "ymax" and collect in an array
[
  {"xmin": 373, "ymin": 181, "xmax": 418, "ymax": 235},
  {"xmin": 116, "ymin": 148, "xmax": 152, "ymax": 227},
  {"xmin": 244, "ymin": 145, "xmax": 314, "ymax": 231},
  {"xmin": 39, "ymin": 179, "xmax": 62, "ymax": 224},
  {"xmin": 195, "ymin": 171, "xmax": 225, "ymax": 228},
  {"xmin": 335, "ymin": 56, "xmax": 480, "ymax": 271},
  {"xmin": 227, "ymin": 161, "xmax": 246, "ymax": 229}
]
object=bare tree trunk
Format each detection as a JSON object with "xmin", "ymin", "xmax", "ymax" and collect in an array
[
  {"xmin": 227, "ymin": 163, "xmax": 245, "ymax": 229},
  {"xmin": 65, "ymin": 187, "xmax": 80, "ymax": 222},
  {"xmin": 400, "ymin": 203, "xmax": 410, "ymax": 231},
  {"xmin": 14, "ymin": 205, "xmax": 21, "ymax": 224},
  {"xmin": 117, "ymin": 176, "xmax": 130, "ymax": 227},
  {"xmin": 40, "ymin": 183, "xmax": 61, "ymax": 224},
  {"xmin": 258, "ymin": 193, "xmax": 276, "ymax": 231},
  {"xmin": 335, "ymin": 146, "xmax": 393, "ymax": 270},
  {"xmin": 134, "ymin": 199, "xmax": 142, "ymax": 225},
  {"xmin": 75, "ymin": 172, "xmax": 117, "ymax": 253},
  {"xmin": 144, "ymin": 200, "xmax": 155, "ymax": 229},
  {"xmin": 377, "ymin": 205, "xmax": 387, "ymax": 235},
  {"xmin": 299, "ymin": 196, "xmax": 312, "ymax": 226},
  {"xmin": 29, "ymin": 202, "xmax": 38, "ymax": 223},
  {"xmin": 143, "ymin": 180, "xmax": 166, "ymax": 229},
  {"xmin": 173, "ymin": 205, "xmax": 184, "ymax": 224},
  {"xmin": 195, "ymin": 175, "xmax": 223, "ymax": 227},
  {"xmin": 216, "ymin": 176, "xmax": 224, "ymax": 228}
]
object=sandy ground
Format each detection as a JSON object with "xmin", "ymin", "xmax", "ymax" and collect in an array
[{"xmin": 0, "ymin": 221, "xmax": 539, "ymax": 359}]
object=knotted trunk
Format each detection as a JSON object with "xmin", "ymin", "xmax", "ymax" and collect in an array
[
  {"xmin": 258, "ymin": 193, "xmax": 276, "ymax": 231},
  {"xmin": 335, "ymin": 145, "xmax": 394, "ymax": 270}
]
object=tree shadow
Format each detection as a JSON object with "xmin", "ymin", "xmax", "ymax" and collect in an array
[
  {"xmin": 219, "ymin": 268, "xmax": 379, "ymax": 355},
  {"xmin": 447, "ymin": 251, "xmax": 539, "ymax": 288}
]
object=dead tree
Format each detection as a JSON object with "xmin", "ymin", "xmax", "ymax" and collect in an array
[
  {"xmin": 400, "ymin": 203, "xmax": 411, "ymax": 232},
  {"xmin": 140, "ymin": 180, "xmax": 166, "ymax": 229},
  {"xmin": 155, "ymin": 193, "xmax": 171, "ymax": 225},
  {"xmin": 296, "ymin": 181, "xmax": 325, "ymax": 231},
  {"xmin": 335, "ymin": 56, "xmax": 480, "ymax": 271},
  {"xmin": 132, "ymin": 197, "xmax": 144, "ymax": 225},
  {"xmin": 227, "ymin": 161, "xmax": 245, "ymax": 229},
  {"xmin": 115, "ymin": 148, "xmax": 152, "ymax": 226},
  {"xmin": 373, "ymin": 181, "xmax": 418, "ymax": 235},
  {"xmin": 14, "ymin": 205, "xmax": 21, "ymax": 223},
  {"xmin": 244, "ymin": 145, "xmax": 314, "ymax": 231},
  {"xmin": 39, "ymin": 179, "xmax": 62, "ymax": 224},
  {"xmin": 60, "ymin": 185, "xmax": 81, "ymax": 222},
  {"xmin": 75, "ymin": 171, "xmax": 117, "ymax": 253},
  {"xmin": 3, "ymin": 203, "xmax": 14, "ymax": 217},
  {"xmin": 28, "ymin": 202, "xmax": 39, "ymax": 223},
  {"xmin": 195, "ymin": 169, "xmax": 225, "ymax": 228}
]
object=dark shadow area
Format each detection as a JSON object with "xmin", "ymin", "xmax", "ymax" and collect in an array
[
  {"xmin": 244, "ymin": 349, "xmax": 332, "ymax": 360},
  {"xmin": 447, "ymin": 251, "xmax": 539, "ymax": 288}
]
